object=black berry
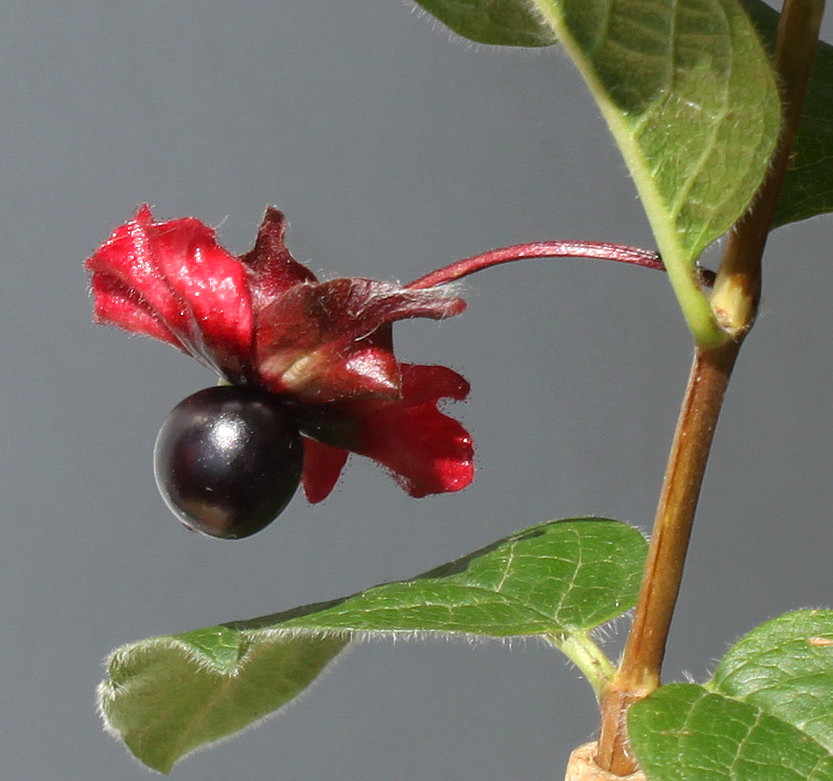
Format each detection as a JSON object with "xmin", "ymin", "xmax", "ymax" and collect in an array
[{"xmin": 153, "ymin": 386, "xmax": 303, "ymax": 539}]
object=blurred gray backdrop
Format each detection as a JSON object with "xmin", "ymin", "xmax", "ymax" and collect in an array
[{"xmin": 2, "ymin": 2, "xmax": 832, "ymax": 779}]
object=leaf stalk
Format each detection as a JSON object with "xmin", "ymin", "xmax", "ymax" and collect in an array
[{"xmin": 549, "ymin": 632, "xmax": 616, "ymax": 698}]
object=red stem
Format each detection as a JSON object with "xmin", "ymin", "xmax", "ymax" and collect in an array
[{"xmin": 406, "ymin": 241, "xmax": 665, "ymax": 289}]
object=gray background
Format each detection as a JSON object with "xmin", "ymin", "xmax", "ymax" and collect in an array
[{"xmin": 2, "ymin": 2, "xmax": 832, "ymax": 779}]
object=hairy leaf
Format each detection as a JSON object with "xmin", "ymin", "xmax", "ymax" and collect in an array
[
  {"xmin": 629, "ymin": 684, "xmax": 833, "ymax": 780},
  {"xmin": 544, "ymin": 0, "xmax": 779, "ymax": 343},
  {"xmin": 412, "ymin": 0, "xmax": 556, "ymax": 46},
  {"xmin": 631, "ymin": 611, "xmax": 833, "ymax": 778},
  {"xmin": 99, "ymin": 631, "xmax": 346, "ymax": 774},
  {"xmin": 712, "ymin": 609, "xmax": 833, "ymax": 754},
  {"xmin": 99, "ymin": 517, "xmax": 646, "ymax": 771},
  {"xmin": 415, "ymin": 0, "xmax": 781, "ymax": 344},
  {"xmin": 249, "ymin": 517, "xmax": 646, "ymax": 636}
]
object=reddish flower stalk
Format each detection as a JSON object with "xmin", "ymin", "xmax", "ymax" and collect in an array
[{"xmin": 408, "ymin": 241, "xmax": 665, "ymax": 290}]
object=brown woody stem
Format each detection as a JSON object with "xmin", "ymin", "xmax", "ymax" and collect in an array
[
  {"xmin": 595, "ymin": 342, "xmax": 740, "ymax": 774},
  {"xmin": 594, "ymin": 0, "xmax": 826, "ymax": 775}
]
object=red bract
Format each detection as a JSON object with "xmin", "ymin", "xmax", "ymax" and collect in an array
[{"xmin": 87, "ymin": 205, "xmax": 473, "ymax": 502}]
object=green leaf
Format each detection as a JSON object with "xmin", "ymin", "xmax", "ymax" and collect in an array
[
  {"xmin": 740, "ymin": 0, "xmax": 833, "ymax": 227},
  {"xmin": 712, "ymin": 609, "xmax": 833, "ymax": 754},
  {"xmin": 416, "ymin": 1, "xmax": 782, "ymax": 345},
  {"xmin": 631, "ymin": 611, "xmax": 833, "ymax": 778},
  {"xmin": 99, "ymin": 517, "xmax": 646, "ymax": 772},
  {"xmin": 537, "ymin": 0, "xmax": 781, "ymax": 345},
  {"xmin": 98, "ymin": 629, "xmax": 348, "ymax": 774},
  {"xmin": 256, "ymin": 517, "xmax": 646, "ymax": 637},
  {"xmin": 412, "ymin": 0, "xmax": 556, "ymax": 47},
  {"xmin": 629, "ymin": 683, "xmax": 833, "ymax": 781}
]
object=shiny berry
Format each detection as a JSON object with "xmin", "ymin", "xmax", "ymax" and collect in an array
[{"xmin": 153, "ymin": 386, "xmax": 303, "ymax": 539}]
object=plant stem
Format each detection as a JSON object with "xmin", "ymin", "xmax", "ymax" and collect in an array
[
  {"xmin": 596, "ymin": 341, "xmax": 740, "ymax": 774},
  {"xmin": 593, "ymin": 0, "xmax": 825, "ymax": 775}
]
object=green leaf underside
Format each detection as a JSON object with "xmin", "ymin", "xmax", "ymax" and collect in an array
[
  {"xmin": 540, "ymin": 0, "xmax": 780, "ymax": 344},
  {"xmin": 629, "ymin": 684, "xmax": 833, "ymax": 781},
  {"xmin": 415, "ymin": 0, "xmax": 833, "ymax": 235},
  {"xmin": 100, "ymin": 633, "xmax": 347, "ymax": 774},
  {"xmin": 740, "ymin": 0, "xmax": 833, "ymax": 227},
  {"xmin": 419, "ymin": 0, "xmax": 781, "ymax": 265},
  {"xmin": 99, "ymin": 518, "xmax": 646, "ymax": 772},
  {"xmin": 413, "ymin": 0, "xmax": 557, "ymax": 46},
  {"xmin": 712, "ymin": 609, "xmax": 833, "ymax": 755},
  {"xmin": 416, "ymin": 0, "xmax": 781, "ymax": 344}
]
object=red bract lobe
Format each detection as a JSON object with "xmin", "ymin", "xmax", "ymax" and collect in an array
[{"xmin": 87, "ymin": 205, "xmax": 473, "ymax": 502}]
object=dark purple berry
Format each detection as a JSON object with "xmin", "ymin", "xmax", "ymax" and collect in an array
[{"xmin": 153, "ymin": 386, "xmax": 303, "ymax": 539}]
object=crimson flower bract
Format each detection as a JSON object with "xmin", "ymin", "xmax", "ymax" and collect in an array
[{"xmin": 87, "ymin": 205, "xmax": 474, "ymax": 509}]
